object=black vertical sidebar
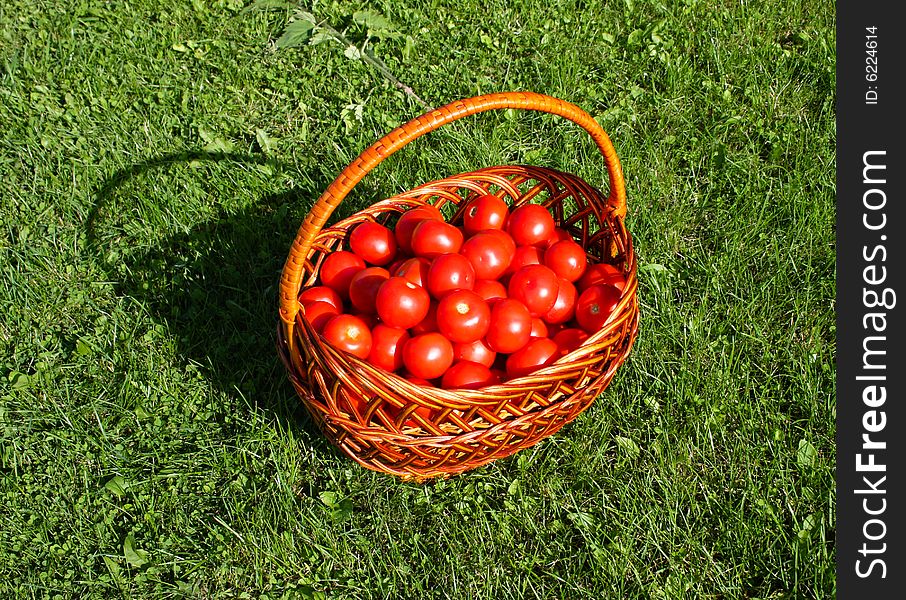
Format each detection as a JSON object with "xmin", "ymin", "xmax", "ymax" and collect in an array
[{"xmin": 837, "ymin": 1, "xmax": 904, "ymax": 597}]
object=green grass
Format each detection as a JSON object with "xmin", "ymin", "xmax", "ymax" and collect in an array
[{"xmin": 1, "ymin": 0, "xmax": 835, "ymax": 597}]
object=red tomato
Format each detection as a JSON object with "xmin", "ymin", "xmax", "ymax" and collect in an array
[
  {"xmin": 545, "ymin": 322, "xmax": 565, "ymax": 338},
  {"xmin": 393, "ymin": 257, "xmax": 431, "ymax": 287},
  {"xmin": 410, "ymin": 220, "xmax": 463, "ymax": 258},
  {"xmin": 543, "ymin": 277, "xmax": 577, "ymax": 325},
  {"xmin": 481, "ymin": 229, "xmax": 517, "ymax": 255},
  {"xmin": 544, "ymin": 240, "xmax": 588, "ymax": 282},
  {"xmin": 436, "ymin": 290, "xmax": 491, "ymax": 343},
  {"xmin": 473, "ymin": 279, "xmax": 507, "ymax": 303},
  {"xmin": 319, "ymin": 251, "xmax": 366, "ymax": 296},
  {"xmin": 529, "ymin": 318, "xmax": 549, "ymax": 339},
  {"xmin": 403, "ymin": 376, "xmax": 433, "ymax": 387},
  {"xmin": 484, "ymin": 298, "xmax": 532, "ymax": 354},
  {"xmin": 352, "ymin": 312, "xmax": 379, "ymax": 330},
  {"xmin": 503, "ymin": 245, "xmax": 544, "ymax": 276},
  {"xmin": 348, "ymin": 267, "xmax": 390, "ymax": 314},
  {"xmin": 402, "ymin": 333, "xmax": 454, "ymax": 380},
  {"xmin": 462, "ymin": 194, "xmax": 509, "ymax": 236},
  {"xmin": 507, "ymin": 204, "xmax": 555, "ymax": 246},
  {"xmin": 375, "ymin": 277, "xmax": 430, "ymax": 329},
  {"xmin": 543, "ymin": 227, "xmax": 573, "ymax": 249},
  {"xmin": 410, "ymin": 301, "xmax": 439, "ymax": 334},
  {"xmin": 349, "ymin": 221, "xmax": 397, "ymax": 266},
  {"xmin": 578, "ymin": 263, "xmax": 627, "ymax": 292},
  {"xmin": 387, "ymin": 258, "xmax": 408, "ymax": 275},
  {"xmin": 507, "ymin": 264, "xmax": 560, "ymax": 316},
  {"xmin": 460, "ymin": 231, "xmax": 515, "ymax": 280},
  {"xmin": 300, "ymin": 301, "xmax": 339, "ymax": 333},
  {"xmin": 452, "ymin": 338, "xmax": 496, "ymax": 367},
  {"xmin": 575, "ymin": 284, "xmax": 622, "ymax": 333},
  {"xmin": 298, "ymin": 285, "xmax": 344, "ymax": 312},
  {"xmin": 321, "ymin": 314, "xmax": 373, "ymax": 359},
  {"xmin": 441, "ymin": 361, "xmax": 499, "ymax": 390},
  {"xmin": 394, "ymin": 206, "xmax": 443, "ymax": 254},
  {"xmin": 426, "ymin": 253, "xmax": 475, "ymax": 299},
  {"xmin": 552, "ymin": 328, "xmax": 589, "ymax": 357},
  {"xmin": 367, "ymin": 325, "xmax": 410, "ymax": 372},
  {"xmin": 505, "ymin": 338, "xmax": 559, "ymax": 379}
]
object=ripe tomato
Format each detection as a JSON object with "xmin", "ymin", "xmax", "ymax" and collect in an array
[
  {"xmin": 402, "ymin": 333, "xmax": 454, "ymax": 380},
  {"xmin": 393, "ymin": 257, "xmax": 431, "ymax": 287},
  {"xmin": 481, "ymin": 229, "xmax": 517, "ymax": 255},
  {"xmin": 543, "ymin": 277, "xmax": 577, "ymax": 325},
  {"xmin": 300, "ymin": 300, "xmax": 339, "ymax": 333},
  {"xmin": 460, "ymin": 231, "xmax": 515, "ymax": 280},
  {"xmin": 543, "ymin": 227, "xmax": 573, "ymax": 249},
  {"xmin": 452, "ymin": 338, "xmax": 496, "ymax": 367},
  {"xmin": 319, "ymin": 251, "xmax": 366, "ymax": 296},
  {"xmin": 578, "ymin": 263, "xmax": 626, "ymax": 292},
  {"xmin": 348, "ymin": 267, "xmax": 390, "ymax": 314},
  {"xmin": 503, "ymin": 245, "xmax": 544, "ymax": 276},
  {"xmin": 552, "ymin": 328, "xmax": 589, "ymax": 357},
  {"xmin": 367, "ymin": 324, "xmax": 410, "ymax": 372},
  {"xmin": 387, "ymin": 257, "xmax": 408, "ymax": 276},
  {"xmin": 410, "ymin": 220, "xmax": 463, "ymax": 258},
  {"xmin": 298, "ymin": 285, "xmax": 344, "ymax": 312},
  {"xmin": 473, "ymin": 279, "xmax": 507, "ymax": 303},
  {"xmin": 349, "ymin": 221, "xmax": 397, "ymax": 266},
  {"xmin": 394, "ymin": 206, "xmax": 444, "ymax": 254},
  {"xmin": 462, "ymin": 194, "xmax": 509, "ymax": 236},
  {"xmin": 543, "ymin": 240, "xmax": 588, "ymax": 282},
  {"xmin": 507, "ymin": 264, "xmax": 560, "ymax": 316},
  {"xmin": 436, "ymin": 289, "xmax": 491, "ymax": 343},
  {"xmin": 507, "ymin": 204, "xmax": 555, "ymax": 246},
  {"xmin": 321, "ymin": 314, "xmax": 373, "ymax": 359},
  {"xmin": 575, "ymin": 284, "xmax": 622, "ymax": 333},
  {"xmin": 529, "ymin": 318, "xmax": 549, "ymax": 339},
  {"xmin": 426, "ymin": 253, "xmax": 475, "ymax": 298},
  {"xmin": 375, "ymin": 277, "xmax": 430, "ymax": 329},
  {"xmin": 410, "ymin": 301, "xmax": 439, "ymax": 334},
  {"xmin": 352, "ymin": 312, "xmax": 379, "ymax": 329},
  {"xmin": 441, "ymin": 361, "xmax": 499, "ymax": 390},
  {"xmin": 505, "ymin": 338, "xmax": 559, "ymax": 379},
  {"xmin": 484, "ymin": 298, "xmax": 532, "ymax": 354}
]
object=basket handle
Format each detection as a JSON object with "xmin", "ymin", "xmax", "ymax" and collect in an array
[{"xmin": 280, "ymin": 91, "xmax": 626, "ymax": 326}]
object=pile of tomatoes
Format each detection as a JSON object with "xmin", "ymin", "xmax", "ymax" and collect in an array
[{"xmin": 298, "ymin": 194, "xmax": 626, "ymax": 391}]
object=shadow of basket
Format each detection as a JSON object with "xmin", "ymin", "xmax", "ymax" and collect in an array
[{"xmin": 85, "ymin": 150, "xmax": 338, "ymax": 448}]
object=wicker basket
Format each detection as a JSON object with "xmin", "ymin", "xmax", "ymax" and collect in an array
[{"xmin": 277, "ymin": 92, "xmax": 639, "ymax": 481}]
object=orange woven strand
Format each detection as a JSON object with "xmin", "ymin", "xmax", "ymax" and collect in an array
[{"xmin": 277, "ymin": 94, "xmax": 638, "ymax": 481}]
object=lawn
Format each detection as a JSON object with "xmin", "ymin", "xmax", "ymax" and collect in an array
[{"xmin": 0, "ymin": 0, "xmax": 836, "ymax": 598}]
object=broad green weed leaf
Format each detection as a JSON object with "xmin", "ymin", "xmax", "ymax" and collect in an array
[
  {"xmin": 615, "ymin": 436, "xmax": 641, "ymax": 459},
  {"xmin": 353, "ymin": 10, "xmax": 395, "ymax": 32},
  {"xmin": 797, "ymin": 439, "xmax": 817, "ymax": 469},
  {"xmin": 104, "ymin": 475, "xmax": 128, "ymax": 497},
  {"xmin": 241, "ymin": 0, "xmax": 294, "ymax": 13},
  {"xmin": 344, "ymin": 45, "xmax": 362, "ymax": 60},
  {"xmin": 277, "ymin": 19, "xmax": 316, "ymax": 49},
  {"xmin": 123, "ymin": 534, "xmax": 149, "ymax": 568},
  {"xmin": 255, "ymin": 128, "xmax": 276, "ymax": 155}
]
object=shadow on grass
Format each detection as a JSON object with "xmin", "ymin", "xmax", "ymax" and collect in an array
[{"xmin": 86, "ymin": 150, "xmax": 338, "ymax": 455}]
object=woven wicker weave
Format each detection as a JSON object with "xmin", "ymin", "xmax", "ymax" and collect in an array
[{"xmin": 277, "ymin": 92, "xmax": 639, "ymax": 480}]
